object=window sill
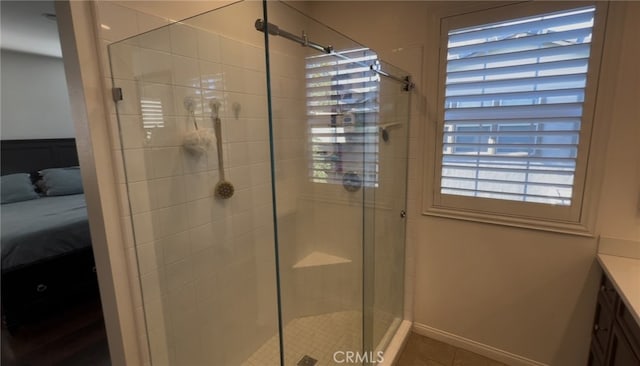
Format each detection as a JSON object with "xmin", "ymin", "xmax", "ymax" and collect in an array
[{"xmin": 422, "ymin": 206, "xmax": 595, "ymax": 237}]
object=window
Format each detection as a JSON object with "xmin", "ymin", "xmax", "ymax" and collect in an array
[
  {"xmin": 427, "ymin": 2, "xmax": 607, "ymax": 231},
  {"xmin": 306, "ymin": 48, "xmax": 380, "ymax": 187}
]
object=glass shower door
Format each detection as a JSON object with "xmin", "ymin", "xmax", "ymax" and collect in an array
[
  {"xmin": 366, "ymin": 60, "xmax": 410, "ymax": 358},
  {"xmin": 264, "ymin": 2, "xmax": 369, "ymax": 365},
  {"xmin": 108, "ymin": 2, "xmax": 282, "ymax": 365},
  {"xmin": 264, "ymin": 3, "xmax": 411, "ymax": 365}
]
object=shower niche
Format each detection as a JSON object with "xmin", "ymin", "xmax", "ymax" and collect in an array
[{"xmin": 108, "ymin": 1, "xmax": 410, "ymax": 365}]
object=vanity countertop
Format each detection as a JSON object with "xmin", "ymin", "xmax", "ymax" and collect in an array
[{"xmin": 597, "ymin": 253, "xmax": 640, "ymax": 325}]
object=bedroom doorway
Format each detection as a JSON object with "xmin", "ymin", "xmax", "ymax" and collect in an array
[{"xmin": 0, "ymin": 1, "xmax": 110, "ymax": 365}]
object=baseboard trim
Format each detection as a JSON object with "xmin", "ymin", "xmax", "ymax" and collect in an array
[{"xmin": 412, "ymin": 322, "xmax": 548, "ymax": 366}]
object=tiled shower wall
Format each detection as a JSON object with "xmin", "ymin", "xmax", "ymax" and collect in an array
[{"xmin": 94, "ymin": 1, "xmax": 308, "ymax": 365}]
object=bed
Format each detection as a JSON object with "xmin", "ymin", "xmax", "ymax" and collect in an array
[{"xmin": 1, "ymin": 139, "xmax": 99, "ymax": 333}]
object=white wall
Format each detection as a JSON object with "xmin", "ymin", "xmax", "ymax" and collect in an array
[
  {"xmin": 303, "ymin": 1, "xmax": 639, "ymax": 366},
  {"xmin": 595, "ymin": 1, "xmax": 640, "ymax": 242},
  {"xmin": 0, "ymin": 49, "xmax": 75, "ymax": 139}
]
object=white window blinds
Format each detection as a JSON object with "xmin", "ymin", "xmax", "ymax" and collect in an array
[
  {"xmin": 140, "ymin": 98, "xmax": 165, "ymax": 129},
  {"xmin": 441, "ymin": 6, "xmax": 596, "ymax": 206},
  {"xmin": 306, "ymin": 48, "xmax": 380, "ymax": 187}
]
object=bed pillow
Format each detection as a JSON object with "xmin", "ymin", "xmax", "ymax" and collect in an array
[
  {"xmin": 1, "ymin": 173, "xmax": 39, "ymax": 204},
  {"xmin": 40, "ymin": 166, "xmax": 84, "ymax": 196}
]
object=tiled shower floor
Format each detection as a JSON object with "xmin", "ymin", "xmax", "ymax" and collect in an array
[
  {"xmin": 242, "ymin": 311, "xmax": 362, "ymax": 366},
  {"xmin": 242, "ymin": 310, "xmax": 399, "ymax": 366}
]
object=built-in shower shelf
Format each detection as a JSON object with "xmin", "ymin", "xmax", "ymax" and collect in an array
[{"xmin": 293, "ymin": 251, "xmax": 351, "ymax": 269}]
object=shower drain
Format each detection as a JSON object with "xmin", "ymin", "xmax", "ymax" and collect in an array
[{"xmin": 297, "ymin": 355, "xmax": 318, "ymax": 366}]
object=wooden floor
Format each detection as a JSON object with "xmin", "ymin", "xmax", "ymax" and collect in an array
[
  {"xmin": 396, "ymin": 332, "xmax": 507, "ymax": 366},
  {"xmin": 1, "ymin": 298, "xmax": 110, "ymax": 366}
]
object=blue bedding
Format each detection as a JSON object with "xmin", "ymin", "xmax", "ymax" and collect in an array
[{"xmin": 1, "ymin": 194, "xmax": 91, "ymax": 271}]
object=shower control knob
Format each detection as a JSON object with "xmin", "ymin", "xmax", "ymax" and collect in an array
[{"xmin": 400, "ymin": 210, "xmax": 406, "ymax": 218}]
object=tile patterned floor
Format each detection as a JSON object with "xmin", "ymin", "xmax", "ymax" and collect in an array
[
  {"xmin": 396, "ymin": 332, "xmax": 508, "ymax": 366},
  {"xmin": 242, "ymin": 310, "xmax": 400, "ymax": 366},
  {"xmin": 242, "ymin": 311, "xmax": 362, "ymax": 366}
]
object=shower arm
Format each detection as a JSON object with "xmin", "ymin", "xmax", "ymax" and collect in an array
[{"xmin": 254, "ymin": 19, "xmax": 415, "ymax": 91}]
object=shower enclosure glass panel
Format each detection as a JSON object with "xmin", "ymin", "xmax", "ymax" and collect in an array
[
  {"xmin": 264, "ymin": 3, "xmax": 368, "ymax": 365},
  {"xmin": 108, "ymin": 1, "xmax": 410, "ymax": 365},
  {"xmin": 368, "ymin": 60, "xmax": 409, "ymax": 355},
  {"xmin": 109, "ymin": 3, "xmax": 280, "ymax": 365},
  {"xmin": 263, "ymin": 3, "xmax": 410, "ymax": 365}
]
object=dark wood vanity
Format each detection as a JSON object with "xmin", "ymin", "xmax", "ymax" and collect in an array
[{"xmin": 588, "ymin": 273, "xmax": 640, "ymax": 366}]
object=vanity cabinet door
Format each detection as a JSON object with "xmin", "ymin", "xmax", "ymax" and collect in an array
[
  {"xmin": 593, "ymin": 293, "xmax": 615, "ymax": 356},
  {"xmin": 588, "ymin": 345, "xmax": 605, "ymax": 366},
  {"xmin": 618, "ymin": 302, "xmax": 640, "ymax": 356},
  {"xmin": 600, "ymin": 275, "xmax": 618, "ymax": 309},
  {"xmin": 607, "ymin": 325, "xmax": 640, "ymax": 366},
  {"xmin": 589, "ymin": 272, "xmax": 640, "ymax": 366}
]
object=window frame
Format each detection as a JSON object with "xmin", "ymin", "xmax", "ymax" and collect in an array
[{"xmin": 422, "ymin": 1, "xmax": 610, "ymax": 235}]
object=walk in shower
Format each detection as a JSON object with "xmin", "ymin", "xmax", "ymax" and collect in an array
[{"xmin": 109, "ymin": 1, "xmax": 410, "ymax": 365}]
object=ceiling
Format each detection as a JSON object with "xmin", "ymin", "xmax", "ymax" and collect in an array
[{"xmin": 1, "ymin": 1, "xmax": 62, "ymax": 58}]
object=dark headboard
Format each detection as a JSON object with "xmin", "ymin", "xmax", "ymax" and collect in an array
[{"xmin": 1, "ymin": 139, "xmax": 79, "ymax": 175}]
